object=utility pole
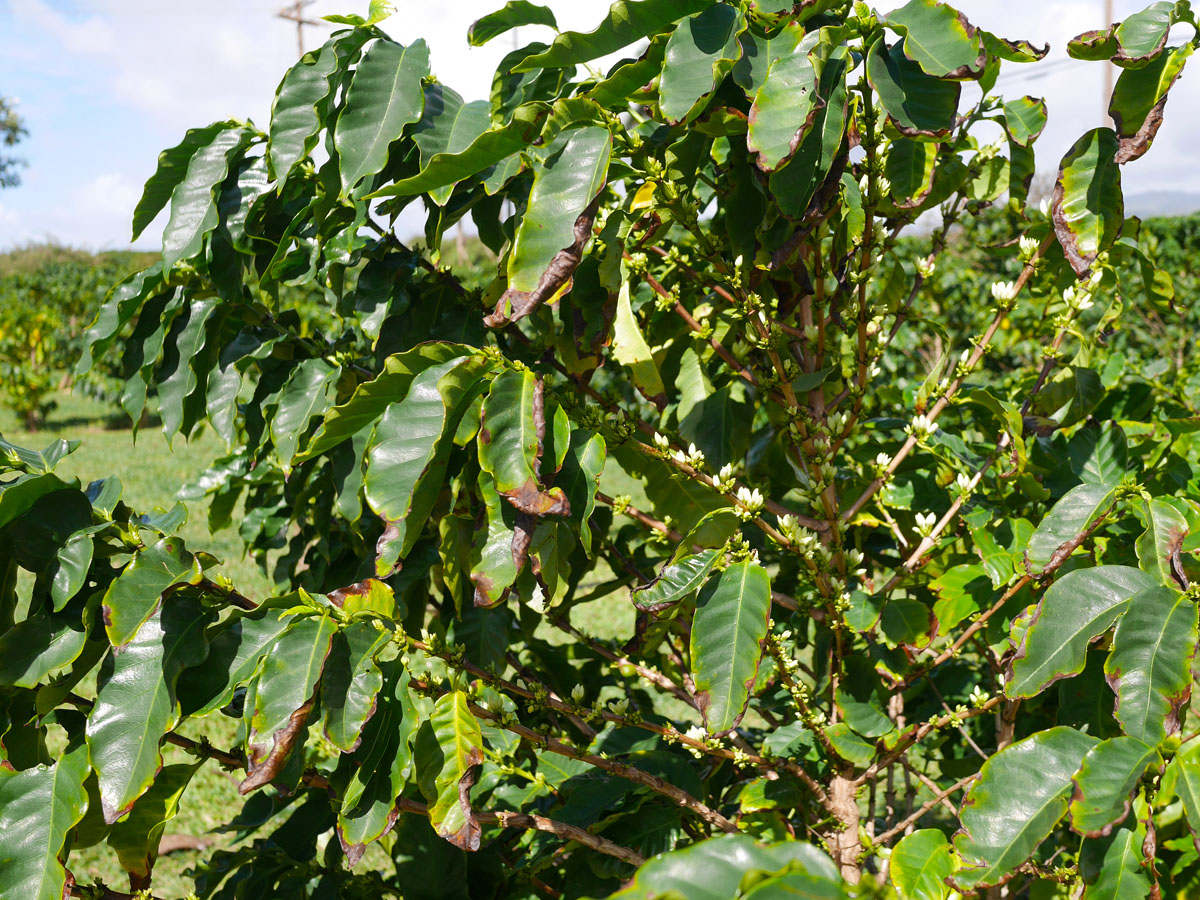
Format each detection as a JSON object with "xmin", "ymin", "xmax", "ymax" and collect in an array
[
  {"xmin": 278, "ymin": 0, "xmax": 321, "ymax": 57},
  {"xmin": 1103, "ymin": 0, "xmax": 1115, "ymax": 125}
]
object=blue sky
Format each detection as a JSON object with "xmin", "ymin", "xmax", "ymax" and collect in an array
[{"xmin": 1, "ymin": 0, "xmax": 1197, "ymax": 251}]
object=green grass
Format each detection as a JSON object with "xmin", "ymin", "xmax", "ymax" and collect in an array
[{"xmin": 1, "ymin": 389, "xmax": 272, "ymax": 597}]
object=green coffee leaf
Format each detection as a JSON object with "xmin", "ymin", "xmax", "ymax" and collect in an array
[
  {"xmin": 659, "ymin": 5, "xmax": 745, "ymax": 124},
  {"xmin": 469, "ymin": 2, "xmax": 558, "ymax": 47},
  {"xmin": 1069, "ymin": 737, "xmax": 1160, "ymax": 837},
  {"xmin": 415, "ymin": 689, "xmax": 484, "ymax": 850},
  {"xmin": 953, "ymin": 727, "xmax": 1098, "ymax": 889},
  {"xmin": 690, "ymin": 562, "xmax": 771, "ymax": 735},
  {"xmin": 514, "ymin": 0, "xmax": 715, "ymax": 72},
  {"xmin": 1105, "ymin": 585, "xmax": 1198, "ymax": 745},
  {"xmin": 891, "ymin": 829, "xmax": 956, "ymax": 900},
  {"xmin": 0, "ymin": 738, "xmax": 89, "ymax": 900},
  {"xmin": 241, "ymin": 615, "xmax": 337, "ymax": 793},
  {"xmin": 1007, "ymin": 565, "xmax": 1156, "ymax": 699},
  {"xmin": 87, "ymin": 598, "xmax": 214, "ymax": 823},
  {"xmin": 1024, "ymin": 482, "xmax": 1120, "ymax": 574},
  {"xmin": 885, "ymin": 0, "xmax": 986, "ymax": 79},
  {"xmin": 1052, "ymin": 128, "xmax": 1124, "ymax": 277},
  {"xmin": 335, "ymin": 39, "xmax": 430, "ymax": 194},
  {"xmin": 748, "ymin": 53, "xmax": 821, "ymax": 172}
]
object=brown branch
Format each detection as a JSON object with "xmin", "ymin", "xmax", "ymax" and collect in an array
[
  {"xmin": 467, "ymin": 701, "xmax": 739, "ymax": 834},
  {"xmin": 873, "ymin": 772, "xmax": 978, "ymax": 844},
  {"xmin": 395, "ymin": 798, "xmax": 646, "ymax": 867},
  {"xmin": 841, "ymin": 234, "xmax": 1053, "ymax": 522}
]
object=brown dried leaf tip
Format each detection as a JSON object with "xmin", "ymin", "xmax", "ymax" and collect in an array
[{"xmin": 484, "ymin": 200, "xmax": 600, "ymax": 328}]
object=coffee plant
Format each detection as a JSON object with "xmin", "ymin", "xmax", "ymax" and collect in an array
[
  {"xmin": 4, "ymin": 0, "xmax": 1200, "ymax": 897},
  {"xmin": 0, "ymin": 253, "xmax": 149, "ymax": 428}
]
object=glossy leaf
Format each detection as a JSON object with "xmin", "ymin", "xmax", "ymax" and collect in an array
[
  {"xmin": 87, "ymin": 598, "xmax": 215, "ymax": 823},
  {"xmin": 1007, "ymin": 565, "xmax": 1156, "ymax": 699},
  {"xmin": 1110, "ymin": 44, "xmax": 1191, "ymax": 160},
  {"xmin": 891, "ymin": 829, "xmax": 956, "ymax": 900},
  {"xmin": 558, "ymin": 430, "xmax": 606, "ymax": 555},
  {"xmin": 322, "ymin": 621, "xmax": 389, "ymax": 752},
  {"xmin": 470, "ymin": 471, "xmax": 522, "ymax": 608},
  {"xmin": 0, "ymin": 738, "xmax": 89, "ymax": 900},
  {"xmin": 1024, "ymin": 482, "xmax": 1120, "ymax": 574},
  {"xmin": 748, "ymin": 52, "xmax": 821, "ymax": 172},
  {"xmin": 690, "ymin": 561, "xmax": 771, "ymax": 735},
  {"xmin": 270, "ymin": 357, "xmax": 340, "ymax": 471},
  {"xmin": 179, "ymin": 601, "xmax": 295, "ymax": 718},
  {"xmin": 659, "ymin": 5, "xmax": 744, "ymax": 124},
  {"xmin": 612, "ymin": 281, "xmax": 666, "ymax": 402},
  {"xmin": 885, "ymin": 138, "xmax": 938, "ymax": 207},
  {"xmin": 611, "ymin": 834, "xmax": 840, "ymax": 900},
  {"xmin": 161, "ymin": 126, "xmax": 252, "ymax": 271},
  {"xmin": 412, "ymin": 85, "xmax": 492, "ymax": 205},
  {"xmin": 102, "ymin": 535, "xmax": 201, "ymax": 647},
  {"xmin": 299, "ymin": 343, "xmax": 472, "ymax": 461},
  {"xmin": 0, "ymin": 608, "xmax": 88, "ymax": 689},
  {"xmin": 369, "ymin": 101, "xmax": 547, "ymax": 198},
  {"xmin": 241, "ymin": 615, "xmax": 337, "ymax": 793},
  {"xmin": 132, "ymin": 121, "xmax": 238, "ymax": 241},
  {"xmin": 1105, "ymin": 584, "xmax": 1197, "ymax": 744},
  {"xmin": 1003, "ymin": 96, "xmax": 1048, "ymax": 146},
  {"xmin": 589, "ymin": 34, "xmax": 669, "ymax": 107},
  {"xmin": 415, "ymin": 689, "xmax": 484, "ymax": 850},
  {"xmin": 107, "ymin": 763, "xmax": 197, "ymax": 882},
  {"xmin": 1069, "ymin": 737, "xmax": 1160, "ymax": 837},
  {"xmin": 866, "ymin": 38, "xmax": 960, "ymax": 139},
  {"xmin": 885, "ymin": 0, "xmax": 986, "ymax": 78},
  {"xmin": 1135, "ymin": 497, "xmax": 1189, "ymax": 588},
  {"xmin": 514, "ymin": 0, "xmax": 714, "ymax": 71},
  {"xmin": 953, "ymin": 727, "xmax": 1098, "ymax": 889},
  {"xmin": 490, "ymin": 125, "xmax": 611, "ymax": 327},
  {"xmin": 335, "ymin": 39, "xmax": 430, "ymax": 194},
  {"xmin": 268, "ymin": 31, "xmax": 366, "ymax": 186},
  {"xmin": 478, "ymin": 368, "xmax": 568, "ymax": 516},
  {"xmin": 364, "ymin": 357, "xmax": 483, "ymax": 574},
  {"xmin": 633, "ymin": 549, "xmax": 720, "ymax": 613},
  {"xmin": 1086, "ymin": 826, "xmax": 1152, "ymax": 900},
  {"xmin": 469, "ymin": 2, "xmax": 557, "ymax": 46},
  {"xmin": 770, "ymin": 48, "xmax": 849, "ymax": 217},
  {"xmin": 1163, "ymin": 739, "xmax": 1200, "ymax": 852},
  {"xmin": 337, "ymin": 669, "xmax": 421, "ymax": 864},
  {"xmin": 1052, "ymin": 128, "xmax": 1124, "ymax": 277}
]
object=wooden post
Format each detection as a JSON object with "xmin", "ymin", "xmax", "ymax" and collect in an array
[{"xmin": 278, "ymin": 0, "xmax": 321, "ymax": 57}]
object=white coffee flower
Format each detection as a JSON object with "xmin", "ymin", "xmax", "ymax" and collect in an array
[
  {"xmin": 990, "ymin": 280, "xmax": 1018, "ymax": 303},
  {"xmin": 571, "ymin": 684, "xmax": 586, "ymax": 703},
  {"xmin": 653, "ymin": 432, "xmax": 670, "ymax": 451},
  {"xmin": 736, "ymin": 486, "xmax": 764, "ymax": 518},
  {"xmin": 916, "ymin": 255, "xmax": 936, "ymax": 278},
  {"xmin": 914, "ymin": 511, "xmax": 937, "ymax": 537},
  {"xmin": 907, "ymin": 414, "xmax": 939, "ymax": 439},
  {"xmin": 955, "ymin": 472, "xmax": 973, "ymax": 494},
  {"xmin": 1019, "ymin": 234, "xmax": 1039, "ymax": 258},
  {"xmin": 1039, "ymin": 196, "xmax": 1051, "ymax": 216}
]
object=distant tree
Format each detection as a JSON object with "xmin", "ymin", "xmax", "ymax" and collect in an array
[{"xmin": 0, "ymin": 95, "xmax": 27, "ymax": 188}]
